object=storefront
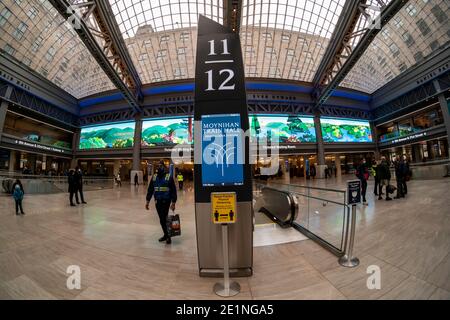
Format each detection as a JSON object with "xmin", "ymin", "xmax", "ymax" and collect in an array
[
  {"xmin": 377, "ymin": 102, "xmax": 449, "ymax": 164},
  {"xmin": 0, "ymin": 110, "xmax": 74, "ymax": 174}
]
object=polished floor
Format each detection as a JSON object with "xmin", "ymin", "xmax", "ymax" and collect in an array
[{"xmin": 0, "ymin": 176, "xmax": 449, "ymax": 300}]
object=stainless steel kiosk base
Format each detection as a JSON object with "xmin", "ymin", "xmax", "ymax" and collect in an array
[{"xmin": 214, "ymin": 282, "xmax": 241, "ymax": 297}]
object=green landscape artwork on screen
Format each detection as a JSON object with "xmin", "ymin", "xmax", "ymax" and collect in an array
[
  {"xmin": 141, "ymin": 117, "xmax": 193, "ymax": 146},
  {"xmin": 320, "ymin": 118, "xmax": 372, "ymax": 142},
  {"xmin": 79, "ymin": 122, "xmax": 135, "ymax": 149},
  {"xmin": 250, "ymin": 115, "xmax": 316, "ymax": 143}
]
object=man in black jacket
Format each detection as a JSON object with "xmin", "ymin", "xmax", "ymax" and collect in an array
[
  {"xmin": 394, "ymin": 156, "xmax": 406, "ymax": 199},
  {"xmin": 74, "ymin": 166, "xmax": 87, "ymax": 204},
  {"xmin": 68, "ymin": 169, "xmax": 78, "ymax": 206},
  {"xmin": 378, "ymin": 157, "xmax": 392, "ymax": 201},
  {"xmin": 145, "ymin": 161, "xmax": 177, "ymax": 244}
]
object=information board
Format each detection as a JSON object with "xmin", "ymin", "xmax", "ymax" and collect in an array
[
  {"xmin": 201, "ymin": 113, "xmax": 244, "ymax": 187},
  {"xmin": 347, "ymin": 180, "xmax": 361, "ymax": 204},
  {"xmin": 211, "ymin": 192, "xmax": 237, "ymax": 224}
]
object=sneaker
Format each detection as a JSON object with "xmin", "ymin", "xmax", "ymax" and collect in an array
[
  {"xmin": 158, "ymin": 236, "xmax": 167, "ymax": 242},
  {"xmin": 70, "ymin": 203, "xmax": 76, "ymax": 207},
  {"xmin": 82, "ymin": 201, "xmax": 87, "ymax": 204},
  {"xmin": 166, "ymin": 237, "xmax": 172, "ymax": 244},
  {"xmin": 21, "ymin": 212, "xmax": 25, "ymax": 215}
]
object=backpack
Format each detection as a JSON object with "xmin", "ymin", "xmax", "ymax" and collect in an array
[{"xmin": 13, "ymin": 187, "xmax": 24, "ymax": 200}]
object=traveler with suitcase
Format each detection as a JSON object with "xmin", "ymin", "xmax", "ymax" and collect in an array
[{"xmin": 145, "ymin": 161, "xmax": 177, "ymax": 244}]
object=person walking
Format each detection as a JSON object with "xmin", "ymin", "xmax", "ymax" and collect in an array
[
  {"xmin": 145, "ymin": 161, "xmax": 177, "ymax": 244},
  {"xmin": 356, "ymin": 158, "xmax": 369, "ymax": 205},
  {"xmin": 75, "ymin": 166, "xmax": 87, "ymax": 204},
  {"xmin": 116, "ymin": 173, "xmax": 122, "ymax": 187},
  {"xmin": 134, "ymin": 173, "xmax": 139, "ymax": 186},
  {"xmin": 372, "ymin": 159, "xmax": 380, "ymax": 196},
  {"xmin": 12, "ymin": 180, "xmax": 25, "ymax": 215},
  {"xmin": 310, "ymin": 164, "xmax": 316, "ymax": 179},
  {"xmin": 68, "ymin": 169, "xmax": 78, "ymax": 206},
  {"xmin": 402, "ymin": 154, "xmax": 410, "ymax": 195},
  {"xmin": 394, "ymin": 156, "xmax": 406, "ymax": 199},
  {"xmin": 177, "ymin": 172, "xmax": 184, "ymax": 190},
  {"xmin": 378, "ymin": 156, "xmax": 392, "ymax": 201}
]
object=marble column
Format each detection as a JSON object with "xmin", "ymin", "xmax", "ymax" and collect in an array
[
  {"xmin": 9, "ymin": 150, "xmax": 16, "ymax": 172},
  {"xmin": 131, "ymin": 116, "xmax": 143, "ymax": 184},
  {"xmin": 0, "ymin": 86, "xmax": 12, "ymax": 141},
  {"xmin": 370, "ymin": 121, "xmax": 380, "ymax": 160},
  {"xmin": 313, "ymin": 113, "xmax": 326, "ymax": 178},
  {"xmin": 71, "ymin": 128, "xmax": 80, "ymax": 169},
  {"xmin": 335, "ymin": 154, "xmax": 341, "ymax": 178}
]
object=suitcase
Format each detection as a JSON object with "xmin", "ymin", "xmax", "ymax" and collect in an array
[
  {"xmin": 167, "ymin": 213, "xmax": 181, "ymax": 237},
  {"xmin": 387, "ymin": 184, "xmax": 397, "ymax": 194}
]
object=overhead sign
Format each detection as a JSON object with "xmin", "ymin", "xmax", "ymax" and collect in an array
[
  {"xmin": 211, "ymin": 192, "xmax": 237, "ymax": 224},
  {"xmin": 347, "ymin": 180, "xmax": 361, "ymax": 205}
]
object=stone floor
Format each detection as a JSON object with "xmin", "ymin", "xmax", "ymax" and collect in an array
[{"xmin": 0, "ymin": 176, "xmax": 449, "ymax": 300}]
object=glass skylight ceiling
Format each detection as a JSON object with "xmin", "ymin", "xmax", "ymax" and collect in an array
[
  {"xmin": 341, "ymin": 0, "xmax": 450, "ymax": 94},
  {"xmin": 240, "ymin": 0, "xmax": 345, "ymax": 81},
  {"xmin": 1, "ymin": 0, "xmax": 448, "ymax": 99},
  {"xmin": 0, "ymin": 0, "xmax": 115, "ymax": 98}
]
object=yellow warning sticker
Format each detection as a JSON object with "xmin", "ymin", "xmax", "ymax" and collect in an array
[{"xmin": 211, "ymin": 192, "xmax": 237, "ymax": 224}]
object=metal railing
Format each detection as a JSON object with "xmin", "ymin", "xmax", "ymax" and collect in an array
[
  {"xmin": 255, "ymin": 181, "xmax": 351, "ymax": 257},
  {"xmin": 0, "ymin": 171, "xmax": 114, "ymax": 194}
]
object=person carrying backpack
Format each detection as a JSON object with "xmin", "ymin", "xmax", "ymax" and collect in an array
[{"xmin": 12, "ymin": 180, "xmax": 25, "ymax": 215}]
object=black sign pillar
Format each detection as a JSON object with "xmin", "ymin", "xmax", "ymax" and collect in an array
[{"xmin": 194, "ymin": 15, "xmax": 253, "ymax": 277}]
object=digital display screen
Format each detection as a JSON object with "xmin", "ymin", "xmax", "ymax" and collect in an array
[
  {"xmin": 201, "ymin": 113, "xmax": 244, "ymax": 187},
  {"xmin": 250, "ymin": 114, "xmax": 316, "ymax": 143},
  {"xmin": 320, "ymin": 118, "xmax": 372, "ymax": 143},
  {"xmin": 141, "ymin": 117, "xmax": 193, "ymax": 147},
  {"xmin": 79, "ymin": 122, "xmax": 135, "ymax": 149}
]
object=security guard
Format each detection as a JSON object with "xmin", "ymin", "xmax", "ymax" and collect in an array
[
  {"xmin": 145, "ymin": 161, "xmax": 177, "ymax": 244},
  {"xmin": 177, "ymin": 172, "xmax": 184, "ymax": 190}
]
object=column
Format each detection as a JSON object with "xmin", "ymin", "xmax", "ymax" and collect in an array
[
  {"xmin": 0, "ymin": 86, "xmax": 12, "ymax": 141},
  {"xmin": 437, "ymin": 93, "xmax": 450, "ymax": 142},
  {"xmin": 370, "ymin": 121, "xmax": 380, "ymax": 160},
  {"xmin": 131, "ymin": 115, "xmax": 143, "ymax": 184},
  {"xmin": 335, "ymin": 154, "xmax": 341, "ymax": 178},
  {"xmin": 71, "ymin": 128, "xmax": 80, "ymax": 168},
  {"xmin": 313, "ymin": 113, "xmax": 326, "ymax": 178},
  {"xmin": 9, "ymin": 150, "xmax": 16, "ymax": 172}
]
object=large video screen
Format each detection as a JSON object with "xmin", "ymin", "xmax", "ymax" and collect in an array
[
  {"xmin": 320, "ymin": 118, "xmax": 372, "ymax": 143},
  {"xmin": 201, "ymin": 113, "xmax": 244, "ymax": 187},
  {"xmin": 141, "ymin": 117, "xmax": 192, "ymax": 147},
  {"xmin": 79, "ymin": 122, "xmax": 135, "ymax": 149},
  {"xmin": 250, "ymin": 115, "xmax": 316, "ymax": 143}
]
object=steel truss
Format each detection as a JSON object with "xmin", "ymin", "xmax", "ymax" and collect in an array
[
  {"xmin": 78, "ymin": 100, "xmax": 370, "ymax": 126},
  {"xmin": 49, "ymin": 0, "xmax": 142, "ymax": 112},
  {"xmin": 372, "ymin": 72, "xmax": 450, "ymax": 124},
  {"xmin": 313, "ymin": 0, "xmax": 408, "ymax": 108},
  {"xmin": 0, "ymin": 79, "xmax": 78, "ymax": 126}
]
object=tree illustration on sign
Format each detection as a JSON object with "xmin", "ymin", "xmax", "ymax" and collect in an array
[{"xmin": 205, "ymin": 142, "xmax": 236, "ymax": 177}]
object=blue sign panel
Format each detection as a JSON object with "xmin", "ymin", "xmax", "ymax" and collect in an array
[{"xmin": 201, "ymin": 113, "xmax": 244, "ymax": 187}]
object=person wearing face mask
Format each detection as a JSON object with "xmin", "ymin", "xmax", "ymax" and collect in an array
[{"xmin": 145, "ymin": 161, "xmax": 177, "ymax": 244}]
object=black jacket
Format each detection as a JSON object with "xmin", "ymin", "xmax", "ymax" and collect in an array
[
  {"xmin": 378, "ymin": 161, "xmax": 391, "ymax": 180},
  {"xmin": 68, "ymin": 174, "xmax": 77, "ymax": 192}
]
